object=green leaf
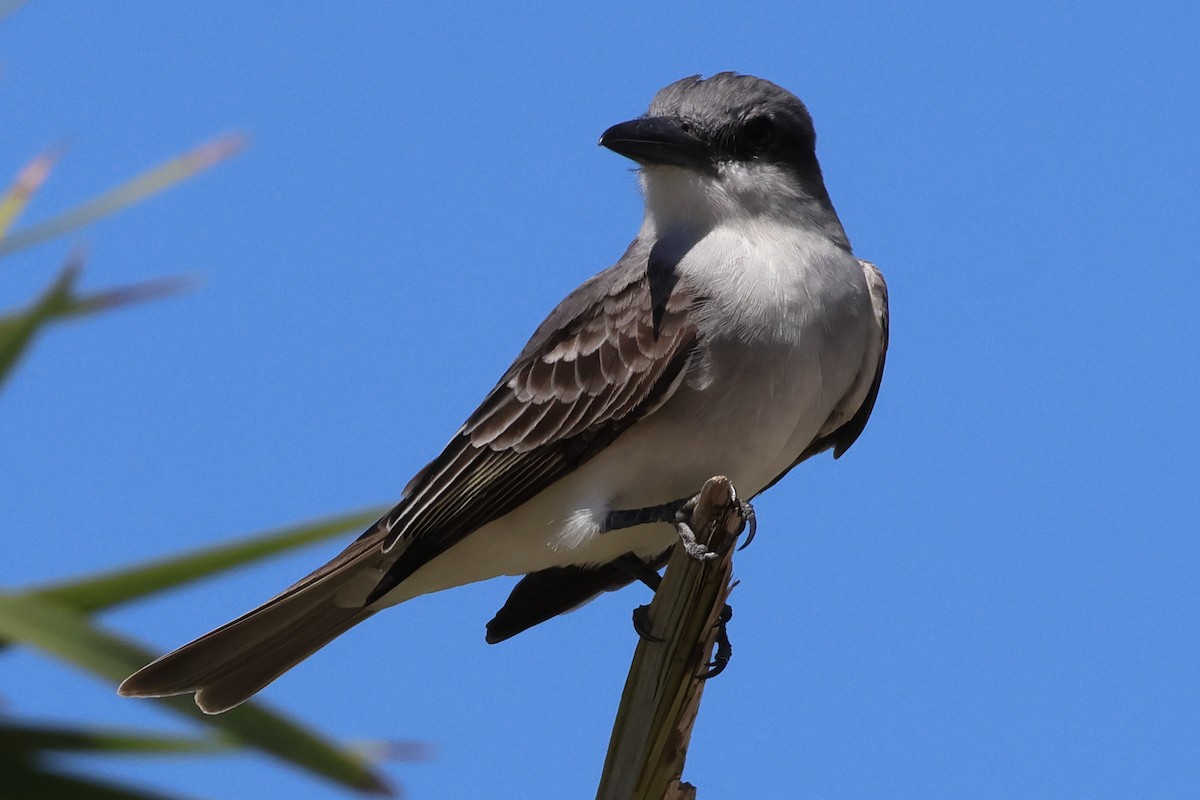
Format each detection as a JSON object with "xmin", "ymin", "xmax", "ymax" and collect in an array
[
  {"xmin": 24, "ymin": 507, "xmax": 386, "ymax": 613},
  {"xmin": 40, "ymin": 273, "xmax": 196, "ymax": 324},
  {"xmin": 0, "ymin": 761, "xmax": 190, "ymax": 800},
  {"xmin": 0, "ymin": 257, "xmax": 82, "ymax": 388},
  {"xmin": 0, "ymin": 133, "xmax": 244, "ymax": 258},
  {"xmin": 0, "ymin": 258, "xmax": 193, "ymax": 391},
  {"xmin": 0, "ymin": 592, "xmax": 392, "ymax": 796},
  {"xmin": 0, "ymin": 721, "xmax": 229, "ymax": 755}
]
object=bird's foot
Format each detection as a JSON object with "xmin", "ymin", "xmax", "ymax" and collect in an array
[
  {"xmin": 698, "ymin": 603, "xmax": 734, "ymax": 679},
  {"xmin": 632, "ymin": 604, "xmax": 664, "ymax": 641},
  {"xmin": 671, "ymin": 493, "xmax": 719, "ymax": 561},
  {"xmin": 673, "ymin": 492, "xmax": 757, "ymax": 559},
  {"xmin": 605, "ymin": 492, "xmax": 754, "ymax": 560},
  {"xmin": 603, "ymin": 495, "xmax": 715, "ymax": 560}
]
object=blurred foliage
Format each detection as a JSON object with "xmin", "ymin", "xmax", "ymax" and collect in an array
[{"xmin": 0, "ymin": 35, "xmax": 408, "ymax": 799}]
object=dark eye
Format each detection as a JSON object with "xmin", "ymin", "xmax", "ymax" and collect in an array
[{"xmin": 742, "ymin": 115, "xmax": 774, "ymax": 148}]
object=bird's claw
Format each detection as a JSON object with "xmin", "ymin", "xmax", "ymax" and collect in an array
[
  {"xmin": 632, "ymin": 604, "xmax": 664, "ymax": 642},
  {"xmin": 736, "ymin": 500, "xmax": 757, "ymax": 551},
  {"xmin": 698, "ymin": 604, "xmax": 734, "ymax": 679}
]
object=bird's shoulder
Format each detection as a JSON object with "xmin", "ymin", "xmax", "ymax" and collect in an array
[
  {"xmin": 461, "ymin": 237, "xmax": 701, "ymax": 452},
  {"xmin": 361, "ymin": 237, "xmax": 706, "ymax": 593}
]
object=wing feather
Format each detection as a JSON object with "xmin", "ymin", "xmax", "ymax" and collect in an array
[{"xmin": 360, "ymin": 249, "xmax": 704, "ymax": 603}]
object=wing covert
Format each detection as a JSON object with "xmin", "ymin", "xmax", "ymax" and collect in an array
[{"xmin": 360, "ymin": 254, "xmax": 703, "ymax": 603}]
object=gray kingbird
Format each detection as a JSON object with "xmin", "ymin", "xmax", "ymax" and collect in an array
[{"xmin": 120, "ymin": 72, "xmax": 889, "ymax": 714}]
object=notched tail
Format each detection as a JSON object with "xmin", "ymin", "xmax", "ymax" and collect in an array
[{"xmin": 119, "ymin": 540, "xmax": 384, "ymax": 714}]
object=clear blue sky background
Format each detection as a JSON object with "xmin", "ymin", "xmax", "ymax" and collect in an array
[{"xmin": 2, "ymin": 2, "xmax": 1197, "ymax": 798}]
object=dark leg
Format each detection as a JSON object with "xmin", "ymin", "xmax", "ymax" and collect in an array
[
  {"xmin": 604, "ymin": 494, "xmax": 758, "ymax": 558},
  {"xmin": 603, "ymin": 498, "xmax": 688, "ymax": 534},
  {"xmin": 615, "ymin": 554, "xmax": 664, "ymax": 641},
  {"xmin": 614, "ymin": 553, "xmax": 662, "ymax": 592},
  {"xmin": 605, "ymin": 494, "xmax": 715, "ymax": 561}
]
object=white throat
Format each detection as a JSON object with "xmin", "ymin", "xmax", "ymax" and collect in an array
[{"xmin": 637, "ymin": 162, "xmax": 848, "ymax": 249}]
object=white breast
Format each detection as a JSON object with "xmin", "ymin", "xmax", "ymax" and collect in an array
[{"xmin": 669, "ymin": 220, "xmax": 874, "ymax": 492}]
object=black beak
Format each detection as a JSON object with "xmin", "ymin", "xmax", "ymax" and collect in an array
[{"xmin": 599, "ymin": 116, "xmax": 711, "ymax": 170}]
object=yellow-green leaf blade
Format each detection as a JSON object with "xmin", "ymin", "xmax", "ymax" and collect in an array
[
  {"xmin": 0, "ymin": 134, "xmax": 244, "ymax": 258},
  {"xmin": 0, "ymin": 721, "xmax": 230, "ymax": 755},
  {"xmin": 24, "ymin": 507, "xmax": 386, "ymax": 613},
  {"xmin": 0, "ymin": 592, "xmax": 392, "ymax": 796}
]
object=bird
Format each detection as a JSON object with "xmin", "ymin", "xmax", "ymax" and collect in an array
[{"xmin": 119, "ymin": 72, "xmax": 889, "ymax": 714}]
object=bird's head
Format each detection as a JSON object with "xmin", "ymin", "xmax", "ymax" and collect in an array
[{"xmin": 600, "ymin": 73, "xmax": 838, "ymax": 235}]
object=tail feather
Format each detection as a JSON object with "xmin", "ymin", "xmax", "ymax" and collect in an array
[
  {"xmin": 194, "ymin": 605, "xmax": 372, "ymax": 714},
  {"xmin": 120, "ymin": 542, "xmax": 384, "ymax": 713}
]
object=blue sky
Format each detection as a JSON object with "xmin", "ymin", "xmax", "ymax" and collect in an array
[{"xmin": 2, "ymin": 2, "xmax": 1197, "ymax": 798}]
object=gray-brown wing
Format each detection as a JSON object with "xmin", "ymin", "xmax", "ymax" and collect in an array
[{"xmin": 360, "ymin": 253, "xmax": 704, "ymax": 603}]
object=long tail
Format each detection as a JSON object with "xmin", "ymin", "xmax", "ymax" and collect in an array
[{"xmin": 120, "ymin": 542, "xmax": 382, "ymax": 714}]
